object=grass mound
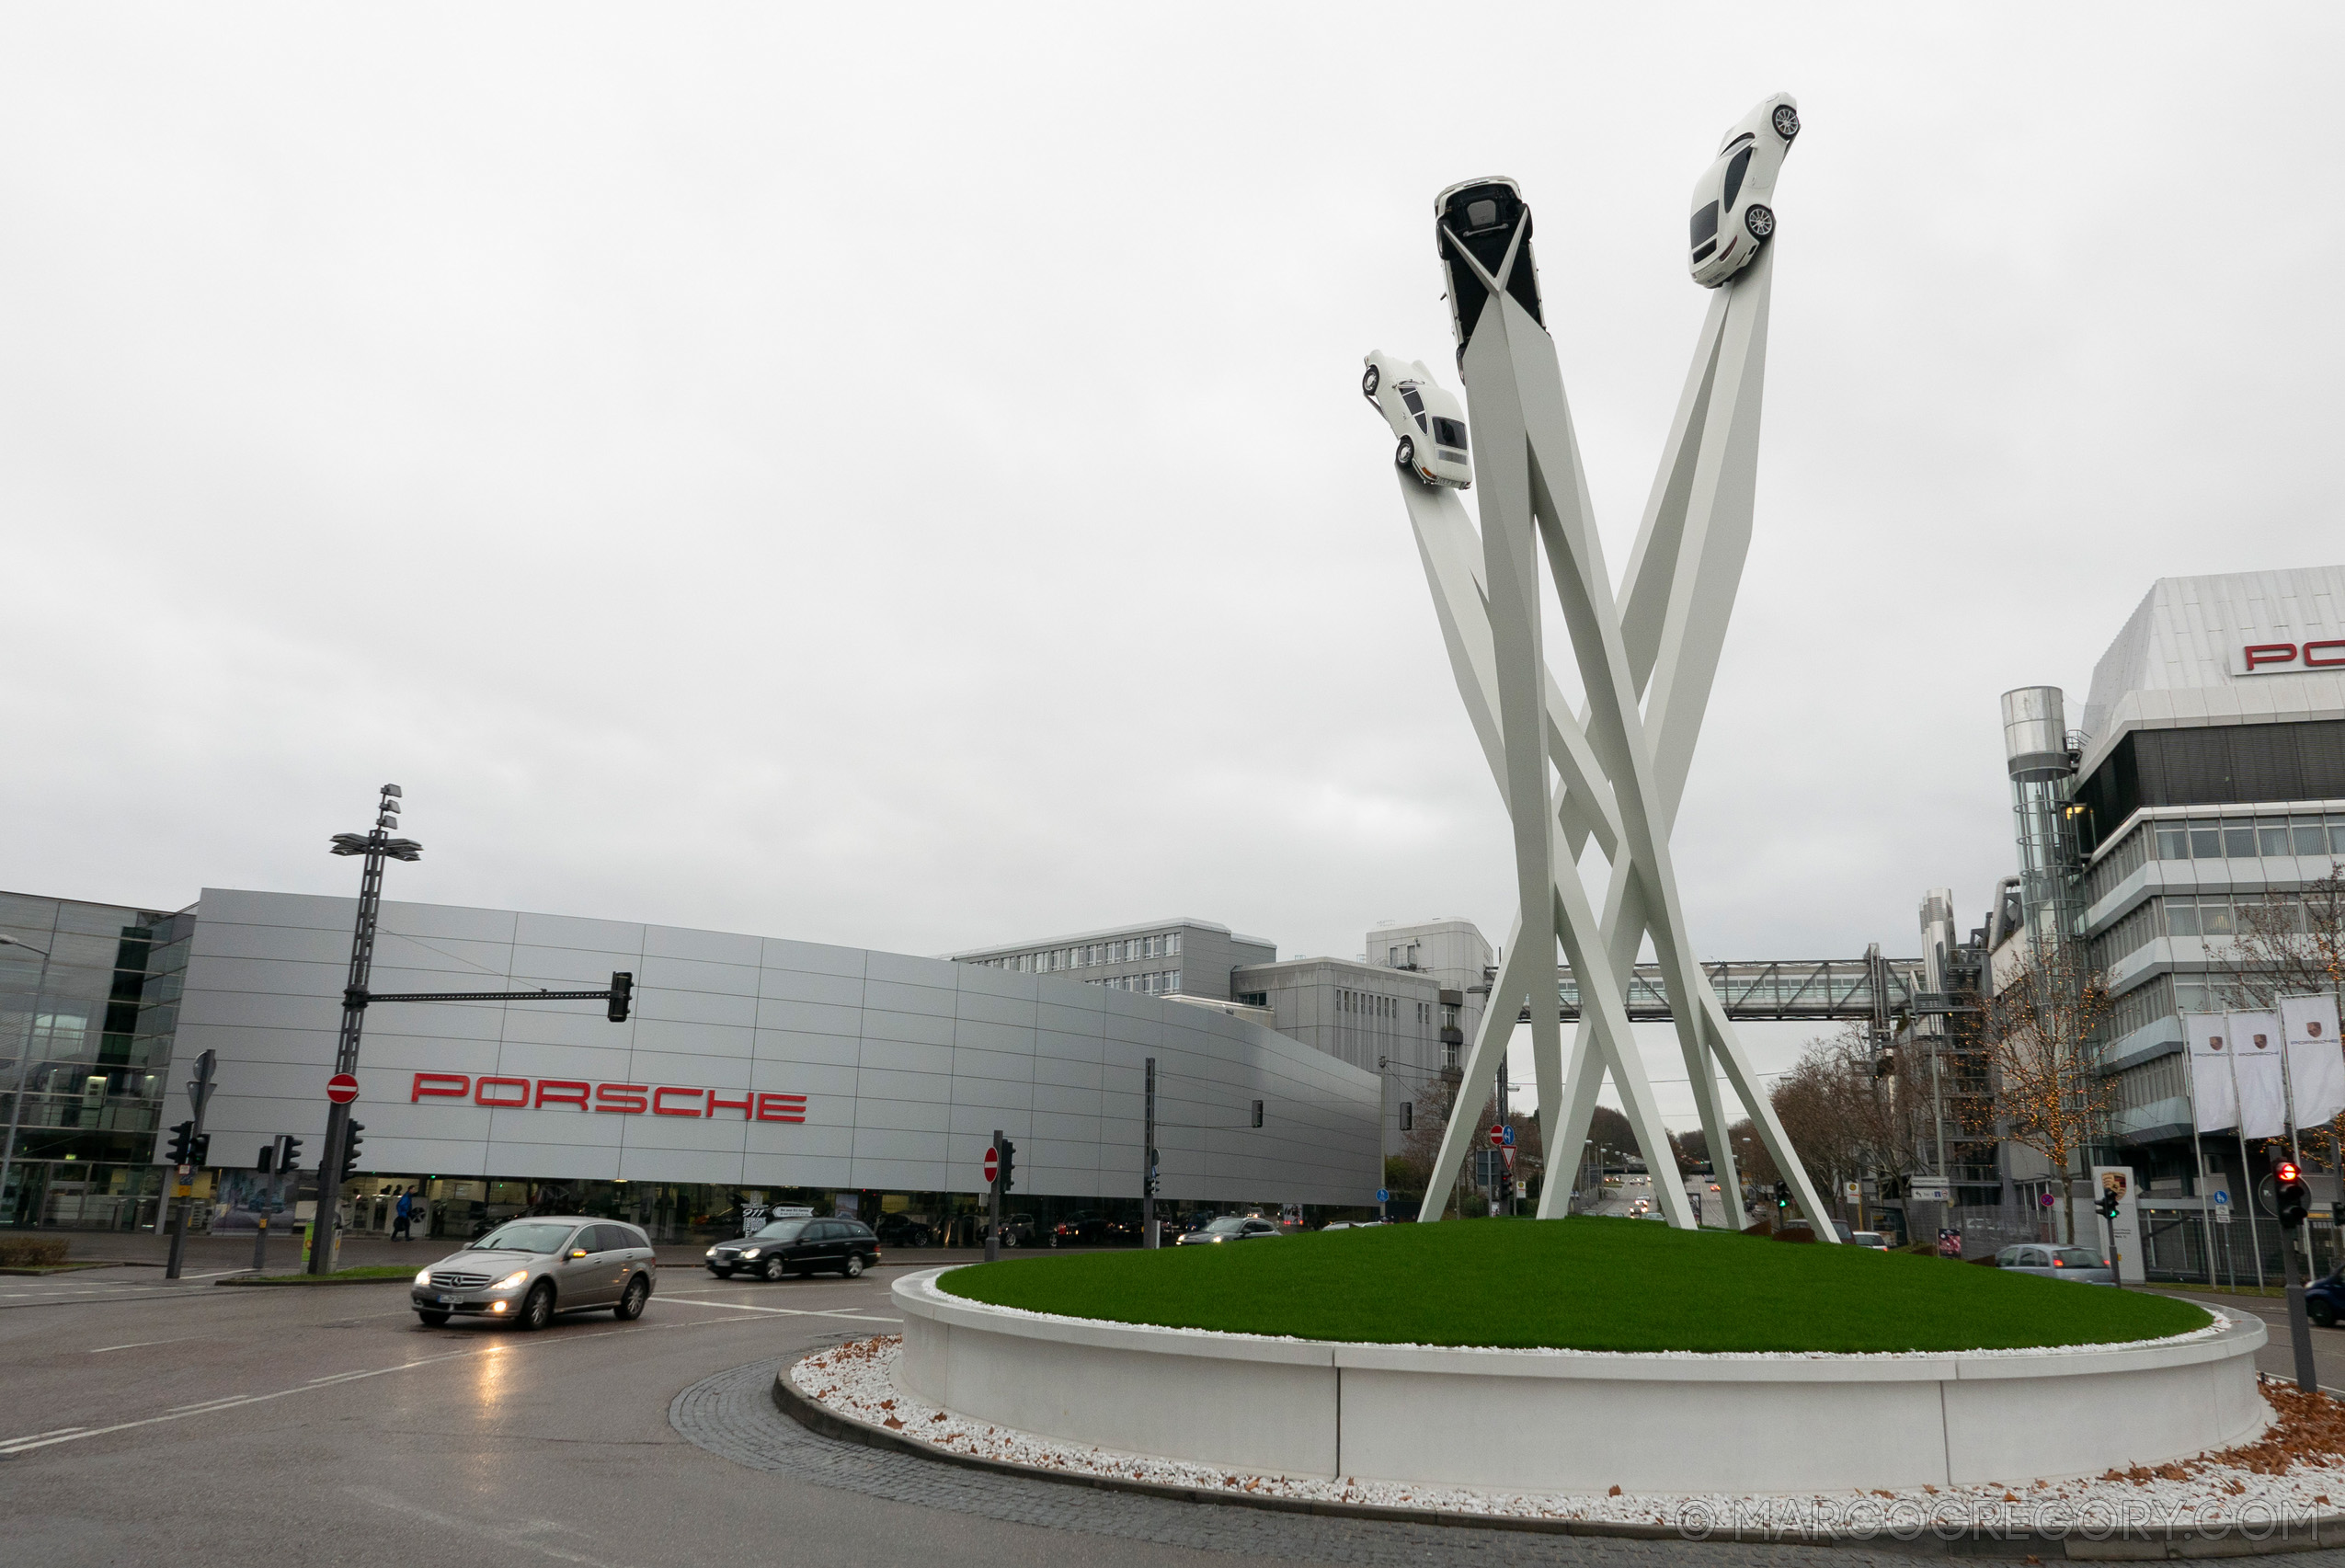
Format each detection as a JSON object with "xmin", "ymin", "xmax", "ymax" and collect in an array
[{"xmin": 937, "ymin": 1219, "xmax": 2210, "ymax": 1353}]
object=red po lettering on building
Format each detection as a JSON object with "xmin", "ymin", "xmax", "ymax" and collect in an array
[
  {"xmin": 411, "ymin": 1073, "xmax": 805, "ymax": 1122},
  {"xmin": 2243, "ymin": 639, "xmax": 2345, "ymax": 673}
]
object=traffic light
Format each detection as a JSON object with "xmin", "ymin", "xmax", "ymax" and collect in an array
[
  {"xmin": 278, "ymin": 1135, "xmax": 303, "ymax": 1173},
  {"xmin": 189, "ymin": 1133, "xmax": 210, "ymax": 1168},
  {"xmin": 608, "ymin": 971, "xmax": 634, "ymax": 1024},
  {"xmin": 340, "ymin": 1122, "xmax": 365, "ymax": 1183},
  {"xmin": 2095, "ymin": 1189, "xmax": 2120, "ymax": 1221},
  {"xmin": 1399, "ymin": 1101, "xmax": 1413, "ymax": 1132},
  {"xmin": 166, "ymin": 1121, "xmax": 194, "ymax": 1165},
  {"xmin": 1774, "ymin": 1180, "xmax": 1790, "ymax": 1212},
  {"xmin": 2277, "ymin": 1160, "xmax": 2311, "ymax": 1230},
  {"xmin": 257, "ymin": 1143, "xmax": 275, "ymax": 1173},
  {"xmin": 996, "ymin": 1137, "xmax": 1015, "ymax": 1195},
  {"xmin": 1251, "ymin": 1100, "xmax": 1264, "ymax": 1129}
]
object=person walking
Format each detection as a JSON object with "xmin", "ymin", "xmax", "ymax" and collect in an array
[{"xmin": 392, "ymin": 1187, "xmax": 414, "ymax": 1242}]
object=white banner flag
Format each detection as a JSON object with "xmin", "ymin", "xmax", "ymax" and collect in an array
[
  {"xmin": 2186, "ymin": 1013, "xmax": 2237, "ymax": 1132},
  {"xmin": 2282, "ymin": 994, "xmax": 2345, "ymax": 1130},
  {"xmin": 2228, "ymin": 1011, "xmax": 2286, "ymax": 1139}
]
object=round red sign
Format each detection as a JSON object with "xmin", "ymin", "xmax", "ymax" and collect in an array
[
  {"xmin": 1489, "ymin": 1123, "xmax": 1504, "ymax": 1145},
  {"xmin": 326, "ymin": 1072, "xmax": 360, "ymax": 1104},
  {"xmin": 982, "ymin": 1147, "xmax": 1000, "ymax": 1185}
]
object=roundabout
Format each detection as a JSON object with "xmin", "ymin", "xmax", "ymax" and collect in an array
[{"xmin": 869, "ymin": 1225, "xmax": 2266, "ymax": 1499}]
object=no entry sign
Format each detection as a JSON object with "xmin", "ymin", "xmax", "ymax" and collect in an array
[
  {"xmin": 982, "ymin": 1146, "xmax": 1000, "ymax": 1185},
  {"xmin": 326, "ymin": 1072, "xmax": 360, "ymax": 1104},
  {"xmin": 1490, "ymin": 1123, "xmax": 1504, "ymax": 1146}
]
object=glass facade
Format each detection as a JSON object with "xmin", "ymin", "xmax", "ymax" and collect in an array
[{"xmin": 0, "ymin": 891, "xmax": 187, "ymax": 1229}]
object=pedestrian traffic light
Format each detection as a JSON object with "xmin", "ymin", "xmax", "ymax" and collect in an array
[
  {"xmin": 997, "ymin": 1137, "xmax": 1015, "ymax": 1195},
  {"xmin": 189, "ymin": 1133, "xmax": 210, "ymax": 1167},
  {"xmin": 1774, "ymin": 1180, "xmax": 1790, "ymax": 1212},
  {"xmin": 341, "ymin": 1122, "xmax": 365, "ymax": 1183},
  {"xmin": 608, "ymin": 971, "xmax": 633, "ymax": 1024},
  {"xmin": 279, "ymin": 1134, "xmax": 303, "ymax": 1173},
  {"xmin": 2277, "ymin": 1160, "xmax": 2311, "ymax": 1230},
  {"xmin": 2095, "ymin": 1189, "xmax": 2120, "ymax": 1221},
  {"xmin": 166, "ymin": 1121, "xmax": 195, "ymax": 1164}
]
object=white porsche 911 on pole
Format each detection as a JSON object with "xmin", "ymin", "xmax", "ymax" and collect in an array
[
  {"xmin": 1687, "ymin": 93, "xmax": 1798, "ymax": 289},
  {"xmin": 1361, "ymin": 350, "xmax": 1470, "ymax": 488}
]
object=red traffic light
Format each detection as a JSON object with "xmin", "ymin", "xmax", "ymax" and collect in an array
[{"xmin": 2278, "ymin": 1160, "xmax": 2302, "ymax": 1185}]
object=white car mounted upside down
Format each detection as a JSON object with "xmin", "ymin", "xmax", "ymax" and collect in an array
[
  {"xmin": 1360, "ymin": 349, "xmax": 1470, "ymax": 488},
  {"xmin": 1687, "ymin": 93, "xmax": 1798, "ymax": 289}
]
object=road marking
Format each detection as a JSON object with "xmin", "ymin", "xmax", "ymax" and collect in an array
[
  {"xmin": 345, "ymin": 1485, "xmax": 633, "ymax": 1567},
  {"xmin": 657, "ymin": 1295, "xmax": 900, "ymax": 1324},
  {"xmin": 0, "ymin": 1306, "xmax": 774, "ymax": 1458},
  {"xmin": 90, "ymin": 1336, "xmax": 201, "ymax": 1354}
]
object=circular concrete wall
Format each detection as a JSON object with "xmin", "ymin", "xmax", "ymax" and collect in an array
[{"xmin": 891, "ymin": 1268, "xmax": 2269, "ymax": 1495}]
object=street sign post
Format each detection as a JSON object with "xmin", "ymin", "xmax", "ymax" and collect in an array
[{"xmin": 326, "ymin": 1073, "xmax": 359, "ymax": 1104}]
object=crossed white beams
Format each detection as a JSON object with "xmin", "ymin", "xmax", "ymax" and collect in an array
[{"xmin": 1402, "ymin": 241, "xmax": 1836, "ymax": 1237}]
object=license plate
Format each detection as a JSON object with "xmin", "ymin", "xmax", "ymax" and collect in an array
[{"xmin": 436, "ymin": 1293, "xmax": 458, "ymax": 1304}]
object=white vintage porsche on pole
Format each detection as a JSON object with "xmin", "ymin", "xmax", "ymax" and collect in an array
[
  {"xmin": 1687, "ymin": 93, "xmax": 1799, "ymax": 288},
  {"xmin": 1361, "ymin": 349, "xmax": 1471, "ymax": 488}
]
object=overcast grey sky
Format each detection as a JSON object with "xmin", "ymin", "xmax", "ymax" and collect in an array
[{"xmin": 5, "ymin": 7, "xmax": 2338, "ymax": 1122}]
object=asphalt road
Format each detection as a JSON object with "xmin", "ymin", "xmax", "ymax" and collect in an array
[{"xmin": 16, "ymin": 1237, "xmax": 2345, "ymax": 1568}]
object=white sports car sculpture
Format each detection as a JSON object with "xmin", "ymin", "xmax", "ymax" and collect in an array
[
  {"xmin": 1361, "ymin": 349, "xmax": 1471, "ymax": 488},
  {"xmin": 1687, "ymin": 94, "xmax": 1798, "ymax": 288}
]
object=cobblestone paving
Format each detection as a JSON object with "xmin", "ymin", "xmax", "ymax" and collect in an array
[{"xmin": 672, "ymin": 1355, "xmax": 2345, "ymax": 1568}]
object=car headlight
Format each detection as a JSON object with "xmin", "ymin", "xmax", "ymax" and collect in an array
[
  {"xmin": 493, "ymin": 1270, "xmax": 529, "ymax": 1291},
  {"xmin": 739, "ymin": 1248, "xmax": 762, "ymax": 1259},
  {"xmin": 414, "ymin": 1269, "xmax": 430, "ymax": 1287},
  {"xmin": 704, "ymin": 1246, "xmax": 719, "ymax": 1257}
]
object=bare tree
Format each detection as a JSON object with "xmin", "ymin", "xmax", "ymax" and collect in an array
[
  {"xmin": 2218, "ymin": 862, "xmax": 2345, "ymax": 1175},
  {"xmin": 1965, "ymin": 940, "xmax": 2117, "ymax": 1246}
]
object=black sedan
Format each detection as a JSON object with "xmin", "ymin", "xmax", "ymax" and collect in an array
[
  {"xmin": 705, "ymin": 1218, "xmax": 881, "ymax": 1280},
  {"xmin": 874, "ymin": 1213, "xmax": 934, "ymax": 1249},
  {"xmin": 1174, "ymin": 1216, "xmax": 1283, "ymax": 1246}
]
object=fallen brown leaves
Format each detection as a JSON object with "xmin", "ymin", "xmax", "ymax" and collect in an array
[{"xmin": 2093, "ymin": 1382, "xmax": 2345, "ymax": 1486}]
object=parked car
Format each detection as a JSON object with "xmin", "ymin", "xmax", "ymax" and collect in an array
[
  {"xmin": 412, "ymin": 1217, "xmax": 656, "ymax": 1330},
  {"xmin": 1848, "ymin": 1231, "xmax": 1892, "ymax": 1251},
  {"xmin": 874, "ymin": 1213, "xmax": 934, "ymax": 1249},
  {"xmin": 705, "ymin": 1217, "xmax": 881, "ymax": 1280},
  {"xmin": 1360, "ymin": 350, "xmax": 1471, "ymax": 489},
  {"xmin": 1993, "ymin": 1243, "xmax": 2113, "ymax": 1285},
  {"xmin": 1050, "ymin": 1210, "xmax": 1136, "ymax": 1246},
  {"xmin": 2303, "ymin": 1268, "xmax": 2345, "ymax": 1326},
  {"xmin": 1687, "ymin": 93, "xmax": 1799, "ymax": 289},
  {"xmin": 1174, "ymin": 1216, "xmax": 1283, "ymax": 1246},
  {"xmin": 1000, "ymin": 1212, "xmax": 1038, "ymax": 1248}
]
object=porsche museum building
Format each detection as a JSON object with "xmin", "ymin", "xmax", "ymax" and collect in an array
[{"xmin": 0, "ymin": 887, "xmax": 1380, "ymax": 1241}]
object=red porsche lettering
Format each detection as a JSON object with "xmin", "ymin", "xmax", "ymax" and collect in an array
[
  {"xmin": 706, "ymin": 1091, "xmax": 753, "ymax": 1119},
  {"xmin": 757, "ymin": 1093, "xmax": 808, "ymax": 1124},
  {"xmin": 651, "ymin": 1085, "xmax": 704, "ymax": 1117},
  {"xmin": 475, "ymin": 1076, "xmax": 530, "ymax": 1108},
  {"xmin": 412, "ymin": 1072, "xmax": 471, "ymax": 1103},
  {"xmin": 595, "ymin": 1082, "xmax": 648, "ymax": 1115},
  {"xmin": 535, "ymin": 1080, "xmax": 589, "ymax": 1110}
]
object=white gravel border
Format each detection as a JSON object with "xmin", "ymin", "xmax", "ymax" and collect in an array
[{"xmin": 790, "ymin": 1329, "xmax": 2345, "ymax": 1537}]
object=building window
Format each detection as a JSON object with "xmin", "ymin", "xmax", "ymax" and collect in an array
[
  {"xmin": 1166, "ymin": 933, "xmax": 1181, "ymax": 956},
  {"xmin": 1167, "ymin": 969, "xmax": 1180, "ymax": 992}
]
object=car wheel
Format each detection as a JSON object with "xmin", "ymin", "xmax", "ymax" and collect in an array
[
  {"xmin": 519, "ymin": 1281, "xmax": 555, "ymax": 1332},
  {"xmin": 763, "ymin": 1255, "xmax": 786, "ymax": 1282},
  {"xmin": 416, "ymin": 1310, "xmax": 450, "ymax": 1328},
  {"xmin": 2313, "ymin": 1299, "xmax": 2337, "ymax": 1328},
  {"xmin": 1395, "ymin": 436, "xmax": 1415, "ymax": 472},
  {"xmin": 912, "ymin": 1232, "xmax": 929, "ymax": 1249},
  {"xmin": 612, "ymin": 1276, "xmax": 649, "ymax": 1322},
  {"xmin": 1360, "ymin": 364, "xmax": 1379, "ymax": 399},
  {"xmin": 1744, "ymin": 204, "xmax": 1775, "ymax": 241},
  {"xmin": 844, "ymin": 1253, "xmax": 865, "ymax": 1279},
  {"xmin": 1771, "ymin": 104, "xmax": 1800, "ymax": 142},
  {"xmin": 1004, "ymin": 1232, "xmax": 1020, "ymax": 1249}
]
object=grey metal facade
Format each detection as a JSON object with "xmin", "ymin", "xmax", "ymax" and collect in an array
[
  {"xmin": 948, "ymin": 919, "xmax": 1275, "ymax": 1002},
  {"xmin": 157, "ymin": 890, "xmax": 1378, "ymax": 1208}
]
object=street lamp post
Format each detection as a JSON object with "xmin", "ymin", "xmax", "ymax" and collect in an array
[{"xmin": 0, "ymin": 933, "xmax": 56, "ymax": 1229}]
